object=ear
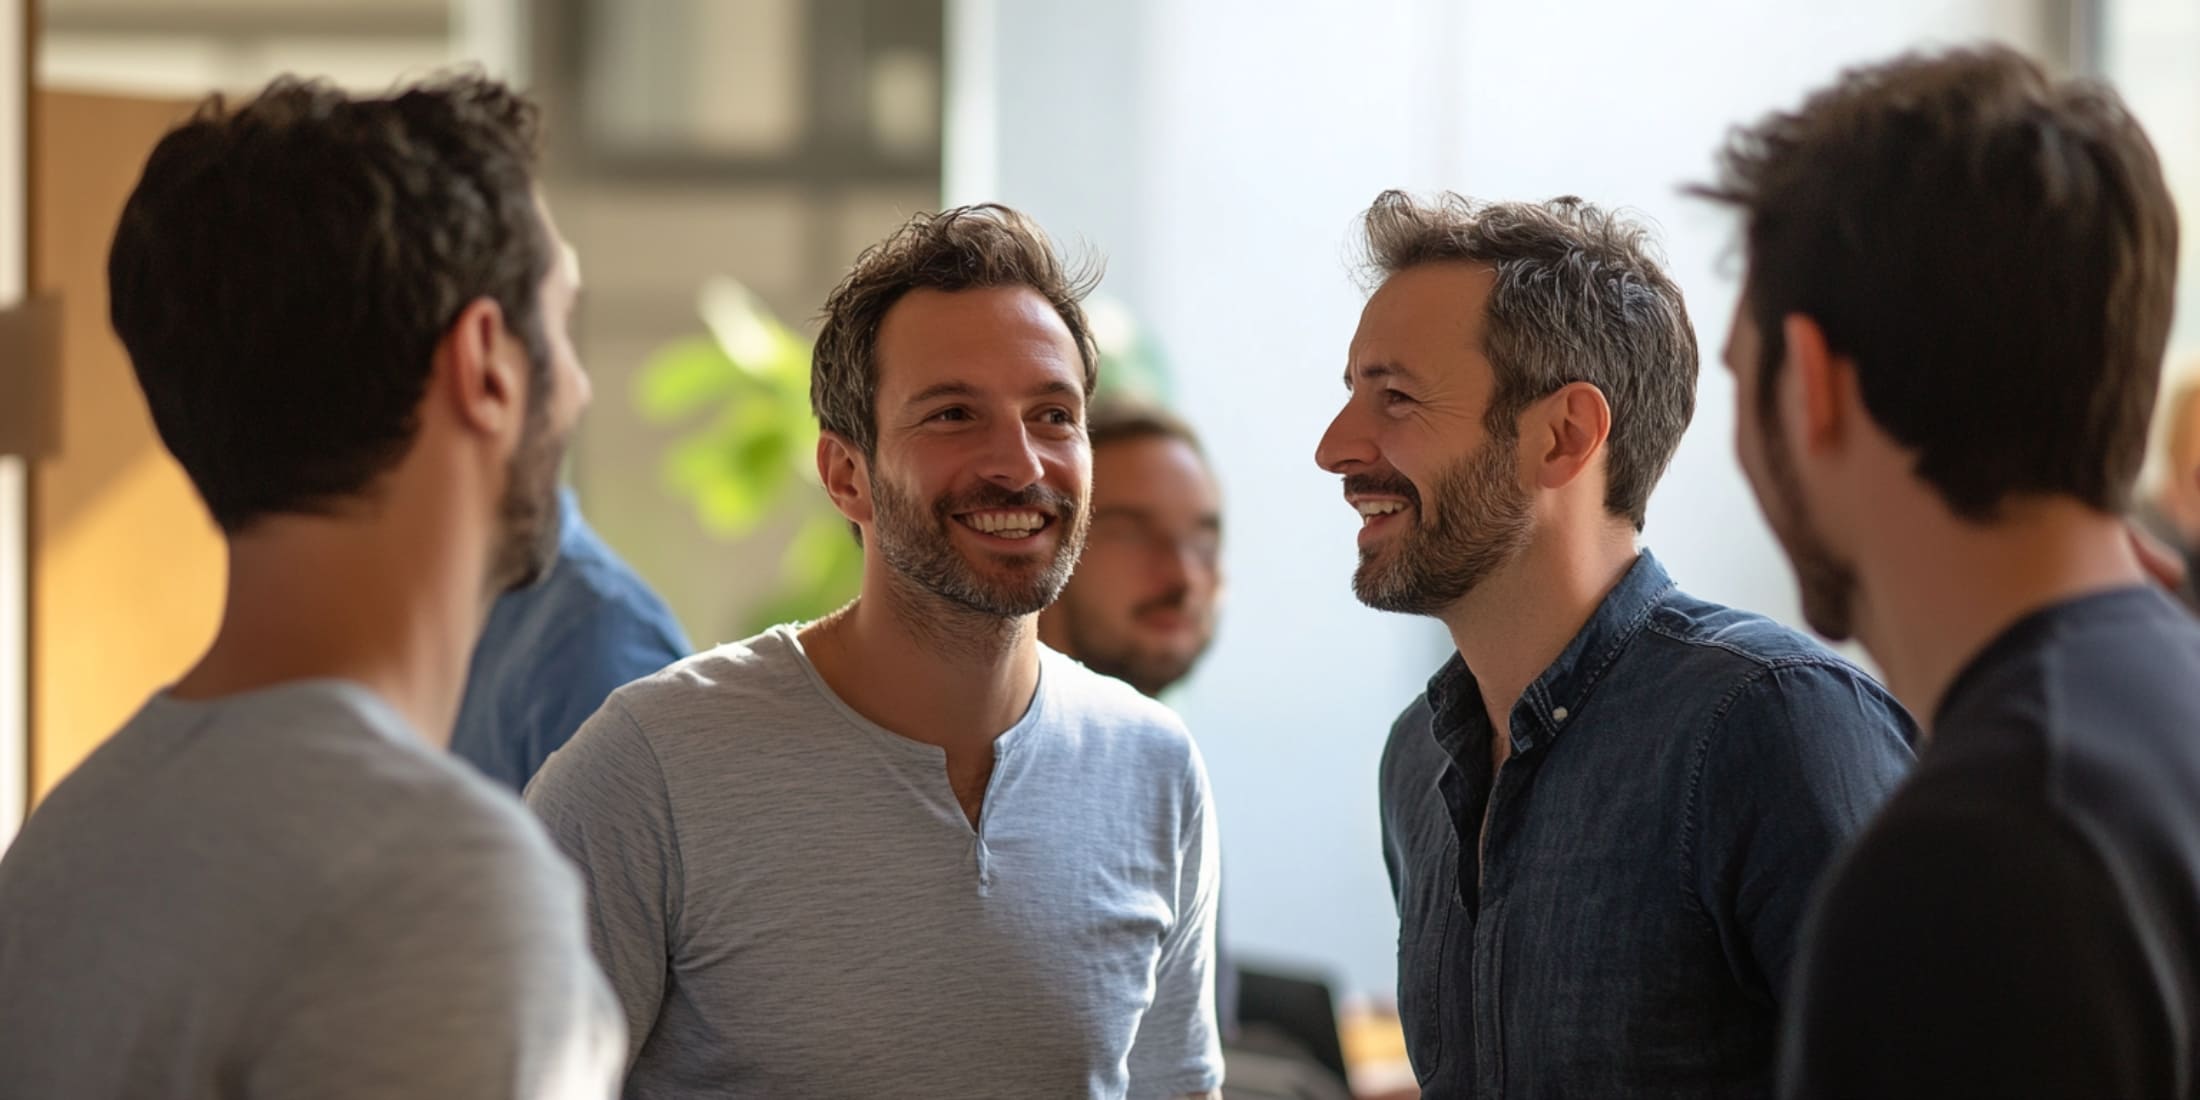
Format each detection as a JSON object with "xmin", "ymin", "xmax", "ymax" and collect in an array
[
  {"xmin": 1525, "ymin": 381, "xmax": 1612, "ymax": 492},
  {"xmin": 1779, "ymin": 314, "xmax": 1851, "ymax": 456},
  {"xmin": 433, "ymin": 297, "xmax": 527, "ymax": 438},
  {"xmin": 817, "ymin": 430, "xmax": 874, "ymax": 529}
]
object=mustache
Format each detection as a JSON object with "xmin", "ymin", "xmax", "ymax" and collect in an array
[
  {"xmin": 936, "ymin": 482, "xmax": 1080, "ymax": 520},
  {"xmin": 1342, "ymin": 472, "xmax": 1420, "ymax": 509}
]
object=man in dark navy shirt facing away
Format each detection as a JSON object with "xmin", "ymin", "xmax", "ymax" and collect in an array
[
  {"xmin": 1698, "ymin": 45, "xmax": 2200, "ymax": 1100},
  {"xmin": 1316, "ymin": 191, "xmax": 1917, "ymax": 1099}
]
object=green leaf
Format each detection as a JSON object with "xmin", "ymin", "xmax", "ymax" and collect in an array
[{"xmin": 635, "ymin": 337, "xmax": 746, "ymax": 420}]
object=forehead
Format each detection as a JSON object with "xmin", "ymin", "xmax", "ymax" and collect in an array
[
  {"xmin": 532, "ymin": 195, "xmax": 580, "ymax": 290},
  {"xmin": 1350, "ymin": 262, "xmax": 1497, "ymax": 381},
  {"xmin": 875, "ymin": 285, "xmax": 1084, "ymax": 399},
  {"xmin": 1720, "ymin": 293, "xmax": 1759, "ymax": 363},
  {"xmin": 1093, "ymin": 435, "xmax": 1219, "ymax": 511}
]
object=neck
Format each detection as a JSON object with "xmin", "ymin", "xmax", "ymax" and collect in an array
[
  {"xmin": 1850, "ymin": 494, "xmax": 2142, "ymax": 731},
  {"xmin": 1438, "ymin": 522, "xmax": 1639, "ymax": 739},
  {"xmin": 801, "ymin": 575, "xmax": 1040, "ymax": 751},
  {"xmin": 169, "ymin": 509, "xmax": 492, "ymax": 747}
]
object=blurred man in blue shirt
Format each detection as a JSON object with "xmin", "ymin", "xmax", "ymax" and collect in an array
[{"xmin": 455, "ymin": 487, "xmax": 690, "ymax": 790}]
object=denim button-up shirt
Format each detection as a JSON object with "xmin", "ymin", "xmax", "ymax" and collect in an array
[{"xmin": 1379, "ymin": 551, "xmax": 1916, "ymax": 1099}]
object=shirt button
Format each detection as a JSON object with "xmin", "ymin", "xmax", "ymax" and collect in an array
[{"xmin": 1551, "ymin": 706, "xmax": 1570, "ymax": 722}]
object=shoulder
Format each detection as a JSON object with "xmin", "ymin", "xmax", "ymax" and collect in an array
[
  {"xmin": 1643, "ymin": 589, "xmax": 1854, "ymax": 678},
  {"xmin": 1644, "ymin": 592, "xmax": 1912, "ymax": 736},
  {"xmin": 1790, "ymin": 772, "xmax": 2170, "ymax": 1094},
  {"xmin": 527, "ymin": 627, "xmax": 829, "ymax": 803},
  {"xmin": 595, "ymin": 627, "xmax": 812, "ymax": 736},
  {"xmin": 1039, "ymin": 647, "xmax": 1198, "ymax": 760},
  {"xmin": 482, "ymin": 534, "xmax": 688, "ymax": 669},
  {"xmin": 252, "ymin": 692, "xmax": 587, "ymax": 923}
]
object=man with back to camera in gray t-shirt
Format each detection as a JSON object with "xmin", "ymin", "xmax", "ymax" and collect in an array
[
  {"xmin": 0, "ymin": 75, "xmax": 622, "ymax": 1099},
  {"xmin": 527, "ymin": 205, "xmax": 1224, "ymax": 1100}
]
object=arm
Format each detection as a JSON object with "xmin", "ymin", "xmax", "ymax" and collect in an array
[
  {"xmin": 1781, "ymin": 801, "xmax": 2176, "ymax": 1099},
  {"xmin": 526, "ymin": 700, "xmax": 684, "ymax": 1072},
  {"xmin": 1376, "ymin": 696, "xmax": 1436, "ymax": 909},
  {"xmin": 1127, "ymin": 742, "xmax": 1225, "ymax": 1099},
  {"xmin": 242, "ymin": 812, "xmax": 624, "ymax": 1100},
  {"xmin": 1690, "ymin": 662, "xmax": 1916, "ymax": 1001}
]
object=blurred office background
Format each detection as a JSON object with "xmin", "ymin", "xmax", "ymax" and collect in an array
[{"xmin": 4, "ymin": 0, "xmax": 2197, "ymax": 1005}]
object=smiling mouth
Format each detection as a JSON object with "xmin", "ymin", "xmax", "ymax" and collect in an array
[
  {"xmin": 1353, "ymin": 499, "xmax": 1412, "ymax": 528},
  {"xmin": 955, "ymin": 509, "xmax": 1054, "ymax": 541}
]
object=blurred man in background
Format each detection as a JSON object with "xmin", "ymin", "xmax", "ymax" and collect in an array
[
  {"xmin": 456, "ymin": 486, "xmax": 690, "ymax": 791},
  {"xmin": 1041, "ymin": 399, "xmax": 1223, "ymax": 699}
]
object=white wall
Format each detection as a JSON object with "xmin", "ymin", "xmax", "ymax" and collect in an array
[{"xmin": 959, "ymin": 0, "xmax": 2053, "ymax": 1000}]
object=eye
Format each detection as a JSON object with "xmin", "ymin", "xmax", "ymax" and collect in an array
[
  {"xmin": 928, "ymin": 406, "xmax": 972, "ymax": 423},
  {"xmin": 1382, "ymin": 389, "xmax": 1416, "ymax": 407},
  {"xmin": 1043, "ymin": 407, "xmax": 1076, "ymax": 425}
]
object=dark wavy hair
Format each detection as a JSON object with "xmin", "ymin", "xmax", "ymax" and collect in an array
[
  {"xmin": 108, "ymin": 72, "xmax": 552, "ymax": 533},
  {"xmin": 810, "ymin": 204, "xmax": 1100, "ymax": 457}
]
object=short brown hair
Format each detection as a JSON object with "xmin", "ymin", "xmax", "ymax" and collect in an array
[
  {"xmin": 811, "ymin": 204, "xmax": 1101, "ymax": 456},
  {"xmin": 1357, "ymin": 191, "xmax": 1698, "ymax": 531},
  {"xmin": 1693, "ymin": 45, "xmax": 2178, "ymax": 520},
  {"xmin": 1088, "ymin": 398, "xmax": 1205, "ymax": 457}
]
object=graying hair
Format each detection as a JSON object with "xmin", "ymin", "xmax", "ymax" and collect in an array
[{"xmin": 1356, "ymin": 191, "xmax": 1697, "ymax": 530}]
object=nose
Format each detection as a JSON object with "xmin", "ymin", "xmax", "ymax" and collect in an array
[
  {"xmin": 977, "ymin": 418, "xmax": 1046, "ymax": 491},
  {"xmin": 572, "ymin": 361, "xmax": 595, "ymax": 413},
  {"xmin": 1315, "ymin": 402, "xmax": 1374, "ymax": 474}
]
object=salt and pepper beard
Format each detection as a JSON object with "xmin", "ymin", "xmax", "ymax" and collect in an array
[{"xmin": 1350, "ymin": 432, "xmax": 1534, "ymax": 616}]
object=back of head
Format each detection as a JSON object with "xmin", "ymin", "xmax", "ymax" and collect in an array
[
  {"xmin": 108, "ymin": 73, "xmax": 552, "ymax": 534},
  {"xmin": 1356, "ymin": 191, "xmax": 1699, "ymax": 530},
  {"xmin": 809, "ymin": 204, "xmax": 1101, "ymax": 458},
  {"xmin": 1697, "ymin": 45, "xmax": 2178, "ymax": 520}
]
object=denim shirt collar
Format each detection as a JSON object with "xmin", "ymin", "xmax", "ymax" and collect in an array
[{"xmin": 1424, "ymin": 549, "xmax": 1676, "ymax": 758}]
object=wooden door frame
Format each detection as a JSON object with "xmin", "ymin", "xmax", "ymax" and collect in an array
[{"xmin": 0, "ymin": 0, "xmax": 33, "ymax": 847}]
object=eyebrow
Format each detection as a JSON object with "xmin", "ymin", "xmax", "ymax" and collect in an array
[
  {"xmin": 903, "ymin": 379, "xmax": 1083, "ymax": 406},
  {"xmin": 1343, "ymin": 361, "xmax": 1417, "ymax": 390}
]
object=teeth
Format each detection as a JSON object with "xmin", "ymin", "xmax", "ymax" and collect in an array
[
  {"xmin": 1355, "ymin": 500, "xmax": 1408, "ymax": 517},
  {"xmin": 964, "ymin": 510, "xmax": 1047, "ymax": 537}
]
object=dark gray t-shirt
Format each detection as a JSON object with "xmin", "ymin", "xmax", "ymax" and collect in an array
[
  {"xmin": 1783, "ymin": 587, "xmax": 2200, "ymax": 1098},
  {"xmin": 0, "ymin": 680, "xmax": 625, "ymax": 1100},
  {"xmin": 526, "ymin": 626, "xmax": 1223, "ymax": 1099}
]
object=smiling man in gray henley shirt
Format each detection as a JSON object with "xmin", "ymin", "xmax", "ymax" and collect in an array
[{"xmin": 527, "ymin": 204, "xmax": 1223, "ymax": 1099}]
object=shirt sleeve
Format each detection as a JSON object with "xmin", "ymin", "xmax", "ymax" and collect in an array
[
  {"xmin": 1126, "ymin": 739, "xmax": 1225, "ymax": 1098},
  {"xmin": 526, "ymin": 699, "xmax": 685, "ymax": 1073},
  {"xmin": 1690, "ymin": 661, "xmax": 1917, "ymax": 1004},
  {"xmin": 240, "ymin": 809, "xmax": 625, "ymax": 1100},
  {"xmin": 1781, "ymin": 796, "xmax": 2177, "ymax": 1099},
  {"xmin": 517, "ymin": 599, "xmax": 690, "ymax": 783}
]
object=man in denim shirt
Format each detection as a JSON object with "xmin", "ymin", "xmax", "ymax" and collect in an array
[
  {"xmin": 1315, "ymin": 192, "xmax": 1916, "ymax": 1098},
  {"xmin": 455, "ymin": 487, "xmax": 690, "ymax": 791}
]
